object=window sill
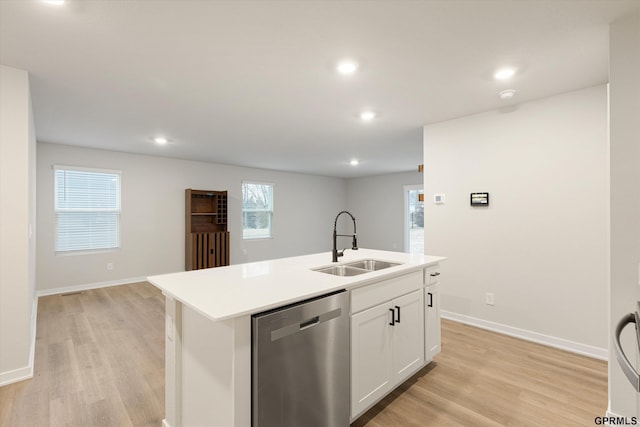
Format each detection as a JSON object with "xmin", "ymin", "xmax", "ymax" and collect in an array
[{"xmin": 55, "ymin": 248, "xmax": 120, "ymax": 256}]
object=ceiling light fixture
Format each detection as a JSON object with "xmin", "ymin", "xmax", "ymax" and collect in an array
[
  {"xmin": 498, "ymin": 89, "xmax": 517, "ymax": 100},
  {"xmin": 494, "ymin": 68, "xmax": 516, "ymax": 80},
  {"xmin": 350, "ymin": 159, "xmax": 359, "ymax": 166},
  {"xmin": 153, "ymin": 136, "xmax": 168, "ymax": 145},
  {"xmin": 360, "ymin": 111, "xmax": 376, "ymax": 122},
  {"xmin": 337, "ymin": 60, "xmax": 358, "ymax": 75},
  {"xmin": 44, "ymin": 0, "xmax": 65, "ymax": 5}
]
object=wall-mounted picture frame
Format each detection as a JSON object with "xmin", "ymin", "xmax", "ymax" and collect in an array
[{"xmin": 470, "ymin": 192, "xmax": 489, "ymax": 206}]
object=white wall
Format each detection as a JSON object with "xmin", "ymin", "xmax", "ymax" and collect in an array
[
  {"xmin": 346, "ymin": 171, "xmax": 422, "ymax": 252},
  {"xmin": 0, "ymin": 65, "xmax": 36, "ymax": 385},
  {"xmin": 36, "ymin": 143, "xmax": 347, "ymax": 293},
  {"xmin": 608, "ymin": 12, "xmax": 640, "ymax": 419},
  {"xmin": 423, "ymin": 85, "xmax": 609, "ymax": 355}
]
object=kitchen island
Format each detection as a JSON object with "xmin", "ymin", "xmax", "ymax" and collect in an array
[{"xmin": 148, "ymin": 248, "xmax": 444, "ymax": 427}]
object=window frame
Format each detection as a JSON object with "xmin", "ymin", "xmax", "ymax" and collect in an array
[
  {"xmin": 54, "ymin": 165, "xmax": 122, "ymax": 255},
  {"xmin": 241, "ymin": 181, "xmax": 274, "ymax": 240}
]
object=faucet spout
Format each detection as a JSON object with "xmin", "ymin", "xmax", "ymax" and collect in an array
[{"xmin": 332, "ymin": 210, "xmax": 358, "ymax": 262}]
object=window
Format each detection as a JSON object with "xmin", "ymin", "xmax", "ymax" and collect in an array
[
  {"xmin": 54, "ymin": 166, "xmax": 121, "ymax": 253},
  {"xmin": 242, "ymin": 182, "xmax": 273, "ymax": 239}
]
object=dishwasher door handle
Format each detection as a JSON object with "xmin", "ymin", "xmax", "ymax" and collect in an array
[
  {"xmin": 270, "ymin": 308, "xmax": 342, "ymax": 341},
  {"xmin": 300, "ymin": 316, "xmax": 320, "ymax": 330},
  {"xmin": 614, "ymin": 312, "xmax": 640, "ymax": 392}
]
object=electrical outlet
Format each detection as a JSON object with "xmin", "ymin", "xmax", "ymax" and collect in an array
[
  {"xmin": 107, "ymin": 263, "xmax": 113, "ymax": 271},
  {"xmin": 485, "ymin": 292, "xmax": 494, "ymax": 306}
]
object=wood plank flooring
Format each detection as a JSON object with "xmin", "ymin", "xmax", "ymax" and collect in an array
[
  {"xmin": 0, "ymin": 283, "xmax": 165, "ymax": 427},
  {"xmin": 0, "ymin": 282, "xmax": 607, "ymax": 427}
]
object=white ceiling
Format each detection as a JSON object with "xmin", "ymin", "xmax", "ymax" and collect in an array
[{"xmin": 1, "ymin": 1, "xmax": 638, "ymax": 178}]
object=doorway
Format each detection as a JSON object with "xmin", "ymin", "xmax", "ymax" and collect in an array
[{"xmin": 404, "ymin": 185, "xmax": 424, "ymax": 254}]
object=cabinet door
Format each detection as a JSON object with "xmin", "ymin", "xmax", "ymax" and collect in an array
[
  {"xmin": 425, "ymin": 283, "xmax": 441, "ymax": 362},
  {"xmin": 351, "ymin": 302, "xmax": 393, "ymax": 419},
  {"xmin": 391, "ymin": 290, "xmax": 425, "ymax": 384}
]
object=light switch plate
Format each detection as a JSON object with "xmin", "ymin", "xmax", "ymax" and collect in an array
[{"xmin": 434, "ymin": 193, "xmax": 445, "ymax": 205}]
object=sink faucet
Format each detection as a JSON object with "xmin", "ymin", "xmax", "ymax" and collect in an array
[{"xmin": 332, "ymin": 210, "xmax": 358, "ymax": 262}]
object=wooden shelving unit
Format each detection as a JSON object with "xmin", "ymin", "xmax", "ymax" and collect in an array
[{"xmin": 185, "ymin": 189, "xmax": 230, "ymax": 271}]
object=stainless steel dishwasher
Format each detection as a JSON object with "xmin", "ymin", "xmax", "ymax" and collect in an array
[{"xmin": 252, "ymin": 290, "xmax": 349, "ymax": 427}]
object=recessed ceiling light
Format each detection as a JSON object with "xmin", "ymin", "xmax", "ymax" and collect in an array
[
  {"xmin": 337, "ymin": 60, "xmax": 358, "ymax": 75},
  {"xmin": 360, "ymin": 111, "xmax": 376, "ymax": 121},
  {"xmin": 153, "ymin": 136, "xmax": 168, "ymax": 145},
  {"xmin": 350, "ymin": 159, "xmax": 359, "ymax": 166},
  {"xmin": 498, "ymin": 89, "xmax": 517, "ymax": 100},
  {"xmin": 44, "ymin": 0, "xmax": 65, "ymax": 5},
  {"xmin": 494, "ymin": 68, "xmax": 516, "ymax": 80}
]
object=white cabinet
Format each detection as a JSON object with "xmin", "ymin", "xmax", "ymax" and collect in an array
[
  {"xmin": 391, "ymin": 291, "xmax": 426, "ymax": 382},
  {"xmin": 425, "ymin": 268, "xmax": 442, "ymax": 362},
  {"xmin": 351, "ymin": 272, "xmax": 425, "ymax": 419},
  {"xmin": 351, "ymin": 302, "xmax": 393, "ymax": 417}
]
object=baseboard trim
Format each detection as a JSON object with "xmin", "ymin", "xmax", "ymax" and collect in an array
[
  {"xmin": 441, "ymin": 310, "xmax": 608, "ymax": 361},
  {"xmin": 36, "ymin": 276, "xmax": 148, "ymax": 297},
  {"xmin": 0, "ymin": 365, "xmax": 33, "ymax": 387},
  {"xmin": 0, "ymin": 297, "xmax": 38, "ymax": 387}
]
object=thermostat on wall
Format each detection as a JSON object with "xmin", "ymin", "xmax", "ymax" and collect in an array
[
  {"xmin": 434, "ymin": 193, "xmax": 445, "ymax": 205},
  {"xmin": 470, "ymin": 192, "xmax": 489, "ymax": 206}
]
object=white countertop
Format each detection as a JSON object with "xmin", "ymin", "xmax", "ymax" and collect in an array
[{"xmin": 147, "ymin": 249, "xmax": 445, "ymax": 322}]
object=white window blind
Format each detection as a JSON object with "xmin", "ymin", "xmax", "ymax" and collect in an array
[
  {"xmin": 54, "ymin": 166, "xmax": 121, "ymax": 252},
  {"xmin": 242, "ymin": 182, "xmax": 273, "ymax": 239}
]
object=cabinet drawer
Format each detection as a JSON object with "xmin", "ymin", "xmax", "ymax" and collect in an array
[
  {"xmin": 425, "ymin": 265, "xmax": 441, "ymax": 286},
  {"xmin": 351, "ymin": 271, "xmax": 422, "ymax": 314}
]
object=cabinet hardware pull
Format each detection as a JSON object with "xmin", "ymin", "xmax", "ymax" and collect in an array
[
  {"xmin": 430, "ymin": 272, "xmax": 440, "ymax": 277},
  {"xmin": 395, "ymin": 305, "xmax": 401, "ymax": 323},
  {"xmin": 389, "ymin": 308, "xmax": 395, "ymax": 326},
  {"xmin": 427, "ymin": 292, "xmax": 433, "ymax": 307}
]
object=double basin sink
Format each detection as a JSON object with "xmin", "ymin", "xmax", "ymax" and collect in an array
[{"xmin": 313, "ymin": 259, "xmax": 402, "ymax": 277}]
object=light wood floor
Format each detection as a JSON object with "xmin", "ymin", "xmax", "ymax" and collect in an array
[
  {"xmin": 0, "ymin": 282, "xmax": 607, "ymax": 427},
  {"xmin": 0, "ymin": 282, "xmax": 165, "ymax": 427}
]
